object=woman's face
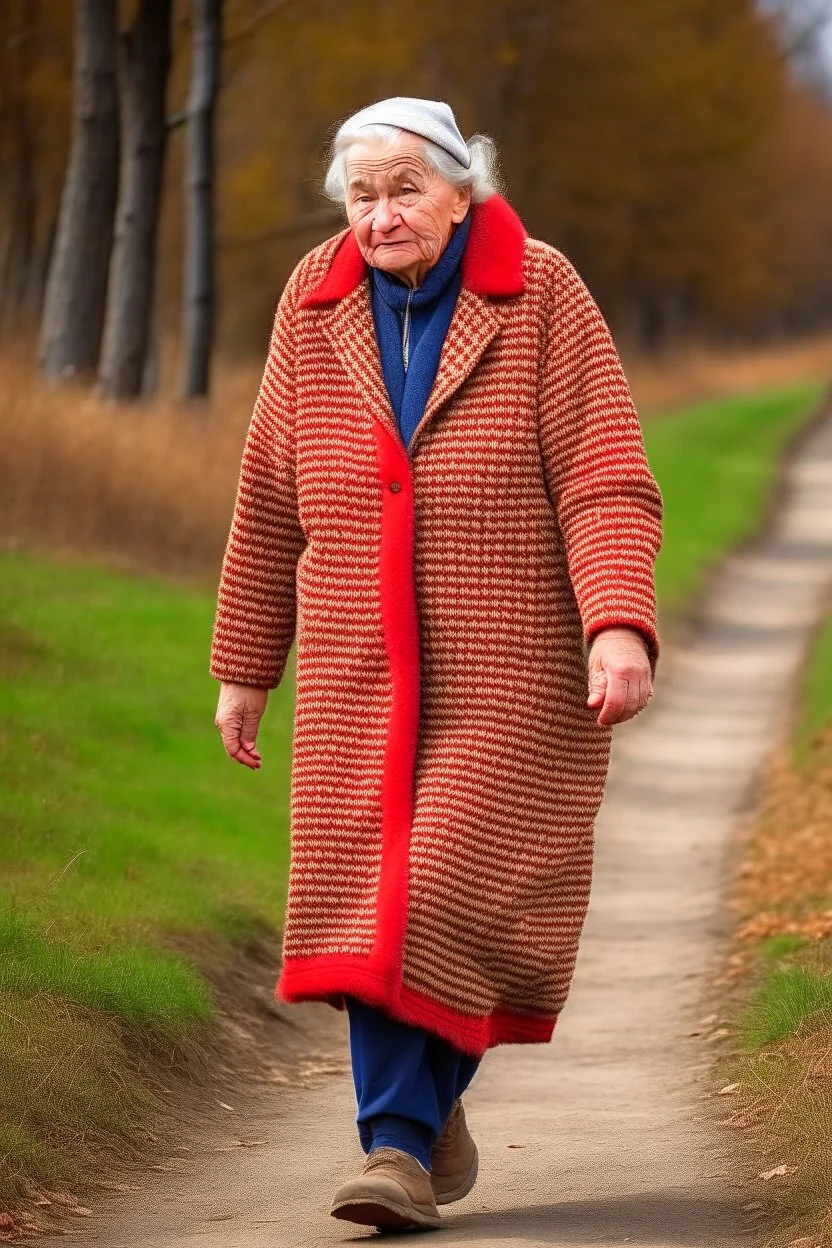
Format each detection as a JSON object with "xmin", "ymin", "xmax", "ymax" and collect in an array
[{"xmin": 344, "ymin": 133, "xmax": 471, "ymax": 288}]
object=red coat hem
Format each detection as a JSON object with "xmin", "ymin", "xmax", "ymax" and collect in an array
[{"xmin": 277, "ymin": 957, "xmax": 557, "ymax": 1058}]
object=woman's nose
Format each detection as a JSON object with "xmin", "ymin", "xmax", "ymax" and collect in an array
[{"xmin": 373, "ymin": 198, "xmax": 399, "ymax": 232}]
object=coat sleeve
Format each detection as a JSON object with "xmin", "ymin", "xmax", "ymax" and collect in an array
[
  {"xmin": 210, "ymin": 281, "xmax": 306, "ymax": 689},
  {"xmin": 538, "ymin": 252, "xmax": 664, "ymax": 668}
]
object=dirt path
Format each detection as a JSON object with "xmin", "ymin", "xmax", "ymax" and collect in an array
[{"xmin": 47, "ymin": 413, "xmax": 832, "ymax": 1248}]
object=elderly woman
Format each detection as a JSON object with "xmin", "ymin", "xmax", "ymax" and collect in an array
[{"xmin": 211, "ymin": 97, "xmax": 663, "ymax": 1230}]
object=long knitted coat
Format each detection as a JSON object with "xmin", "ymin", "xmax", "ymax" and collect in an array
[{"xmin": 210, "ymin": 195, "xmax": 663, "ymax": 1058}]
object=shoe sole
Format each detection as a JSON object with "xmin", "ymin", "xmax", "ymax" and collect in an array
[
  {"xmin": 434, "ymin": 1145, "xmax": 479, "ymax": 1206},
  {"xmin": 331, "ymin": 1196, "xmax": 441, "ymax": 1231}
]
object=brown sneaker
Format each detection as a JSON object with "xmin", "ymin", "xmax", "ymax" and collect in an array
[
  {"xmin": 330, "ymin": 1146, "xmax": 442, "ymax": 1230},
  {"xmin": 431, "ymin": 1100, "xmax": 478, "ymax": 1205}
]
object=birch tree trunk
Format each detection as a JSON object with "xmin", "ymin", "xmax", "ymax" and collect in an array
[
  {"xmin": 37, "ymin": 0, "xmax": 119, "ymax": 380},
  {"xmin": 180, "ymin": 0, "xmax": 222, "ymax": 400},
  {"xmin": 98, "ymin": 0, "xmax": 172, "ymax": 399}
]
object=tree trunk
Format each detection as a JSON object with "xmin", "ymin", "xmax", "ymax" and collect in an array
[
  {"xmin": 98, "ymin": 0, "xmax": 172, "ymax": 399},
  {"xmin": 0, "ymin": 0, "xmax": 38, "ymax": 332},
  {"xmin": 37, "ymin": 0, "xmax": 119, "ymax": 380},
  {"xmin": 180, "ymin": 0, "xmax": 222, "ymax": 401}
]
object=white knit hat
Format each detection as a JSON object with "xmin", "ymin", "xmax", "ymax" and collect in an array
[{"xmin": 338, "ymin": 97, "xmax": 471, "ymax": 170}]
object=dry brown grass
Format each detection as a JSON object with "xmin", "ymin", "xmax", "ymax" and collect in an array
[
  {"xmin": 727, "ymin": 1021, "xmax": 832, "ymax": 1248},
  {"xmin": 1, "ymin": 332, "xmax": 831, "ymax": 582},
  {"xmin": 718, "ymin": 726, "xmax": 832, "ymax": 1247},
  {"xmin": 734, "ymin": 729, "xmax": 832, "ymax": 949},
  {"xmin": 0, "ymin": 343, "xmax": 258, "ymax": 584},
  {"xmin": 626, "ymin": 333, "xmax": 832, "ymax": 416}
]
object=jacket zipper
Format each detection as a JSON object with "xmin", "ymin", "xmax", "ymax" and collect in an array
[{"xmin": 402, "ymin": 288, "xmax": 415, "ymax": 373}]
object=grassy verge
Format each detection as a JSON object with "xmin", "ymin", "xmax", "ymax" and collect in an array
[
  {"xmin": 720, "ymin": 613, "xmax": 832, "ymax": 1247},
  {"xmin": 643, "ymin": 381, "xmax": 824, "ymax": 610},
  {"xmin": 0, "ymin": 379, "xmax": 824, "ymax": 1214},
  {"xmin": 0, "ymin": 555, "xmax": 295, "ymax": 1207},
  {"xmin": 795, "ymin": 614, "xmax": 832, "ymax": 762}
]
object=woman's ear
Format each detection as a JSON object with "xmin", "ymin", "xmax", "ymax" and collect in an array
[{"xmin": 451, "ymin": 187, "xmax": 473, "ymax": 224}]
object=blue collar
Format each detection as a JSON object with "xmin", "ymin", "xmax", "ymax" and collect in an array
[{"xmin": 371, "ymin": 212, "xmax": 472, "ymax": 314}]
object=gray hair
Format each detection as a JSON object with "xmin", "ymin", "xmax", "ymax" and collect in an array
[{"xmin": 323, "ymin": 123, "xmax": 502, "ymax": 206}]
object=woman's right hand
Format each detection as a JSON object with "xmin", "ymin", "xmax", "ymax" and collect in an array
[{"xmin": 215, "ymin": 682, "xmax": 269, "ymax": 770}]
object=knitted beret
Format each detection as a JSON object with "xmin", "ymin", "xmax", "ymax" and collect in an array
[{"xmin": 338, "ymin": 97, "xmax": 471, "ymax": 170}]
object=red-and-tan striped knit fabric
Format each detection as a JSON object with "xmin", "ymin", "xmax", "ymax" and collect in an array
[{"xmin": 210, "ymin": 196, "xmax": 663, "ymax": 1058}]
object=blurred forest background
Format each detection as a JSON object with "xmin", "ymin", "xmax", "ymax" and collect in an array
[
  {"xmin": 2, "ymin": 0, "xmax": 832, "ymax": 389},
  {"xmin": 2, "ymin": 0, "xmax": 832, "ymax": 579}
]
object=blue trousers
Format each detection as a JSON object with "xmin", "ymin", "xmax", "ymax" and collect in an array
[{"xmin": 347, "ymin": 999, "xmax": 480, "ymax": 1171}]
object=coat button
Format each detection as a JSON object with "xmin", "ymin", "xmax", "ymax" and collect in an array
[{"xmin": 389, "ymin": 481, "xmax": 402, "ymax": 493}]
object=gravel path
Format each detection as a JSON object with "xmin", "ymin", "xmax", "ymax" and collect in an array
[{"xmin": 47, "ymin": 411, "xmax": 832, "ymax": 1248}]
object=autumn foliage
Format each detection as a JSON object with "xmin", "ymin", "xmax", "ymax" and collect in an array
[{"xmin": 1, "ymin": 0, "xmax": 832, "ymax": 361}]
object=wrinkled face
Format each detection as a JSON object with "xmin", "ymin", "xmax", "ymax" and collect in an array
[{"xmin": 344, "ymin": 133, "xmax": 471, "ymax": 286}]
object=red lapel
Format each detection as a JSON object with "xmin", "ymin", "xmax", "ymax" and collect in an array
[{"xmin": 299, "ymin": 195, "xmax": 527, "ymax": 309}]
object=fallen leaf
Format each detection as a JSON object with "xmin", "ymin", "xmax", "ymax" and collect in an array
[
  {"xmin": 217, "ymin": 1101, "xmax": 236, "ymax": 1112},
  {"xmin": 758, "ymin": 1163, "xmax": 797, "ymax": 1180},
  {"xmin": 718, "ymin": 1082, "xmax": 740, "ymax": 1095}
]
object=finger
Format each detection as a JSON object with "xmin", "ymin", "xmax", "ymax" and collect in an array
[
  {"xmin": 228, "ymin": 737, "xmax": 262, "ymax": 770},
  {"xmin": 597, "ymin": 673, "xmax": 629, "ymax": 725},
  {"xmin": 233, "ymin": 746, "xmax": 262, "ymax": 770},
  {"xmin": 617, "ymin": 676, "xmax": 642, "ymax": 723},
  {"xmin": 586, "ymin": 668, "xmax": 607, "ymax": 709},
  {"xmin": 216, "ymin": 720, "xmax": 262, "ymax": 770},
  {"xmin": 241, "ymin": 706, "xmax": 263, "ymax": 754}
]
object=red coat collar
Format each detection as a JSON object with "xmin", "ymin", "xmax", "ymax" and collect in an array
[{"xmin": 300, "ymin": 194, "xmax": 526, "ymax": 309}]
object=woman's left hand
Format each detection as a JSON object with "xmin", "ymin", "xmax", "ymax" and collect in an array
[{"xmin": 586, "ymin": 627, "xmax": 654, "ymax": 726}]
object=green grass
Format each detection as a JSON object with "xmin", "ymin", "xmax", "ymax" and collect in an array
[
  {"xmin": 741, "ymin": 960, "xmax": 832, "ymax": 1050},
  {"xmin": 758, "ymin": 932, "xmax": 812, "ymax": 964},
  {"xmin": 0, "ymin": 909, "xmax": 211, "ymax": 1040},
  {"xmin": 0, "ymin": 554, "xmax": 296, "ymax": 1033},
  {"xmin": 794, "ymin": 613, "xmax": 832, "ymax": 760},
  {"xmin": 0, "ymin": 554, "xmax": 297, "ymax": 1200},
  {"xmin": 643, "ymin": 381, "xmax": 823, "ymax": 609}
]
